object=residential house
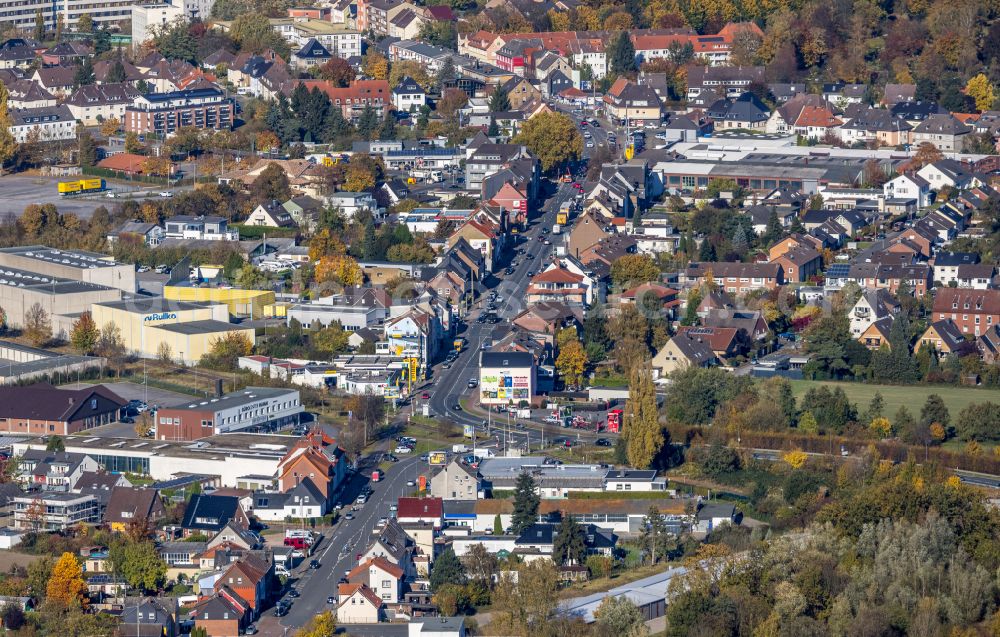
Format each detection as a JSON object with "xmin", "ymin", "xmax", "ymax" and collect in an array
[
  {"xmin": 120, "ymin": 597, "xmax": 177, "ymax": 637},
  {"xmin": 246, "ymin": 201, "xmax": 296, "ymax": 228},
  {"xmin": 5, "ymin": 80, "xmax": 55, "ymax": 109},
  {"xmin": 164, "ymin": 215, "xmax": 238, "ymax": 241},
  {"xmin": 526, "ymin": 266, "xmax": 588, "ymax": 306},
  {"xmin": 705, "ymin": 93, "xmax": 769, "ymax": 131},
  {"xmin": 430, "ymin": 459, "xmax": 480, "ymax": 500},
  {"xmin": 651, "ymin": 331, "xmax": 718, "ymax": 378},
  {"xmin": 0, "ymin": 383, "xmax": 125, "ymax": 436},
  {"xmin": 32, "ymin": 66, "xmax": 75, "ymax": 96},
  {"xmin": 703, "ymin": 309, "xmax": 770, "ymax": 343},
  {"xmin": 212, "ymin": 556, "xmax": 271, "ymax": 616},
  {"xmin": 883, "ymin": 173, "xmax": 931, "ymax": 208},
  {"xmin": 912, "ymin": 114, "xmax": 972, "ymax": 153},
  {"xmin": 13, "ymin": 491, "xmax": 97, "ymax": 531},
  {"xmin": 191, "ymin": 589, "xmax": 250, "ymax": 636},
  {"xmin": 932, "ymin": 252, "xmax": 979, "ymax": 287},
  {"xmin": 686, "ymin": 65, "xmax": 764, "ymax": 99},
  {"xmin": 337, "ymin": 583, "xmax": 382, "ymax": 623},
  {"xmin": 567, "ymin": 211, "xmax": 613, "ymax": 258},
  {"xmin": 104, "ymin": 487, "xmax": 165, "ymax": 533},
  {"xmin": 291, "ymin": 38, "xmax": 332, "ymax": 70},
  {"xmin": 767, "ymin": 232, "xmax": 823, "ymax": 262},
  {"xmin": 850, "ymin": 288, "xmax": 901, "ymax": 338},
  {"xmin": 65, "ymin": 83, "xmax": 141, "ymax": 126},
  {"xmin": 346, "ymin": 557, "xmax": 404, "ymax": 603},
  {"xmin": 106, "ymin": 221, "xmax": 165, "ymax": 246},
  {"xmin": 977, "ymin": 325, "xmax": 1000, "ymax": 364},
  {"xmin": 683, "ymin": 262, "xmax": 784, "ymax": 295},
  {"xmin": 447, "ymin": 218, "xmax": 500, "ymax": 272},
  {"xmin": 916, "ymin": 319, "xmax": 976, "ymax": 358},
  {"xmin": 180, "ymin": 494, "xmax": 249, "ymax": 537},
  {"xmin": 8, "ymin": 105, "xmax": 76, "ymax": 143},
  {"xmin": 917, "ymin": 159, "xmax": 984, "ymax": 191},
  {"xmin": 676, "ymin": 325, "xmax": 748, "ymax": 360},
  {"xmin": 275, "ymin": 430, "xmax": 347, "ymax": 506},
  {"xmin": 932, "ymin": 289, "xmax": 1000, "ymax": 337},
  {"xmin": 384, "ymin": 308, "xmax": 441, "ymax": 367},
  {"xmin": 325, "ymin": 191, "xmax": 378, "ymax": 219},
  {"xmin": 859, "ymin": 316, "xmax": 894, "ymax": 350},
  {"xmin": 392, "ymin": 75, "xmax": 426, "ymax": 112},
  {"xmin": 603, "ymin": 78, "xmax": 662, "ymax": 126},
  {"xmin": 770, "ymin": 247, "xmax": 822, "ymax": 283},
  {"xmin": 956, "ymin": 264, "xmax": 995, "ymax": 289},
  {"xmin": 693, "ymin": 502, "xmax": 737, "ymax": 534},
  {"xmin": 361, "ymin": 518, "xmax": 415, "ymax": 577}
]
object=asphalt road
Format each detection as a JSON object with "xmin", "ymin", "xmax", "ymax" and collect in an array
[{"xmin": 273, "ymin": 451, "xmax": 427, "ymax": 629}]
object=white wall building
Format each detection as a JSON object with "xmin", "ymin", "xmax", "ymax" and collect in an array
[{"xmin": 478, "ymin": 351, "xmax": 535, "ymax": 407}]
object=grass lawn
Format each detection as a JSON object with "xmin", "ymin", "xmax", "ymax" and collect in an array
[{"xmin": 788, "ymin": 380, "xmax": 993, "ymax": 419}]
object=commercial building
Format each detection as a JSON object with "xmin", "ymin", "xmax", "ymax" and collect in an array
[
  {"xmin": 13, "ymin": 492, "xmax": 98, "ymax": 531},
  {"xmin": 154, "ymin": 387, "xmax": 302, "ymax": 440},
  {"xmin": 89, "ymin": 297, "xmax": 255, "ymax": 364},
  {"xmin": 0, "ymin": 246, "xmax": 136, "ymax": 293},
  {"xmin": 478, "ymin": 351, "xmax": 534, "ymax": 406},
  {"xmin": 12, "ymin": 432, "xmax": 294, "ymax": 487},
  {"xmin": 0, "ymin": 382, "xmax": 125, "ymax": 436},
  {"xmin": 0, "ymin": 263, "xmax": 122, "ymax": 336},
  {"xmin": 0, "ymin": 341, "xmax": 106, "ymax": 386},
  {"xmin": 125, "ymin": 87, "xmax": 235, "ymax": 135},
  {"xmin": 164, "ymin": 285, "xmax": 275, "ymax": 319}
]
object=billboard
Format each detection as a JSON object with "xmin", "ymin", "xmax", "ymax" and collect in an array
[
  {"xmin": 429, "ymin": 451, "xmax": 447, "ymax": 465},
  {"xmin": 480, "ymin": 372, "xmax": 531, "ymax": 403}
]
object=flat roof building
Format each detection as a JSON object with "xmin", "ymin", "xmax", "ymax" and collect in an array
[
  {"xmin": 154, "ymin": 387, "xmax": 302, "ymax": 440},
  {"xmin": 0, "ymin": 246, "xmax": 136, "ymax": 293},
  {"xmin": 90, "ymin": 297, "xmax": 255, "ymax": 365},
  {"xmin": 0, "ymin": 263, "xmax": 122, "ymax": 337}
]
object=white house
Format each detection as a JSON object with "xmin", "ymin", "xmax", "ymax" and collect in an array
[
  {"xmin": 692, "ymin": 502, "xmax": 737, "ymax": 534},
  {"xmin": 850, "ymin": 289, "xmax": 900, "ymax": 338},
  {"xmin": 336, "ymin": 583, "xmax": 382, "ymax": 624},
  {"xmin": 603, "ymin": 469, "xmax": 668, "ymax": 492},
  {"xmin": 916, "ymin": 159, "xmax": 984, "ymax": 192},
  {"xmin": 384, "ymin": 309, "xmax": 439, "ymax": 367},
  {"xmin": 392, "ymin": 75, "xmax": 426, "ymax": 112},
  {"xmin": 883, "ymin": 173, "xmax": 931, "ymax": 208},
  {"xmin": 326, "ymin": 191, "xmax": 379, "ymax": 219},
  {"xmin": 8, "ymin": 105, "xmax": 76, "ymax": 143},
  {"xmin": 247, "ymin": 201, "xmax": 296, "ymax": 228},
  {"xmin": 346, "ymin": 557, "xmax": 403, "ymax": 603}
]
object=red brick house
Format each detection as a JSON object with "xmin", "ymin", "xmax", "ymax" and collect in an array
[
  {"xmin": 191, "ymin": 589, "xmax": 249, "ymax": 637},
  {"xmin": 213, "ymin": 556, "xmax": 271, "ymax": 616},
  {"xmin": 0, "ymin": 383, "xmax": 125, "ymax": 435},
  {"xmin": 932, "ymin": 289, "xmax": 1000, "ymax": 337},
  {"xmin": 683, "ymin": 262, "xmax": 784, "ymax": 295}
]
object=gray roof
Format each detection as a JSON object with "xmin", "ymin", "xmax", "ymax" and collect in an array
[{"xmin": 480, "ymin": 351, "xmax": 534, "ymax": 368}]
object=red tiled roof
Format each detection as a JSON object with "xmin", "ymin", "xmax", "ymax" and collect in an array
[
  {"xmin": 794, "ymin": 105, "xmax": 843, "ymax": 128},
  {"xmin": 531, "ymin": 267, "xmax": 584, "ymax": 284},
  {"xmin": 348, "ymin": 556, "xmax": 403, "ymax": 580},
  {"xmin": 97, "ymin": 153, "xmax": 152, "ymax": 173},
  {"xmin": 396, "ymin": 496, "xmax": 442, "ymax": 519}
]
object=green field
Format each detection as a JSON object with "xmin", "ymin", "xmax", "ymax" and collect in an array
[{"xmin": 788, "ymin": 380, "xmax": 995, "ymax": 419}]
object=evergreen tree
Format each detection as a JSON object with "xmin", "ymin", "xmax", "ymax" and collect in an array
[
  {"xmin": 511, "ymin": 472, "xmax": 540, "ymax": 536},
  {"xmin": 698, "ymin": 240, "xmax": 716, "ymax": 261},
  {"xmin": 862, "ymin": 391, "xmax": 885, "ymax": 425},
  {"xmin": 920, "ymin": 394, "xmax": 950, "ymax": 428},
  {"xmin": 360, "ymin": 218, "xmax": 377, "ymax": 259},
  {"xmin": 607, "ymin": 31, "xmax": 637, "ymax": 75},
  {"xmin": 378, "ymin": 112, "xmax": 397, "ymax": 140},
  {"xmin": 731, "ymin": 223, "xmax": 748, "ymax": 256},
  {"xmin": 34, "ymin": 9, "xmax": 44, "ymax": 40},
  {"xmin": 78, "ymin": 131, "xmax": 97, "ymax": 167},
  {"xmin": 106, "ymin": 57, "xmax": 127, "ymax": 83},
  {"xmin": 552, "ymin": 516, "xmax": 586, "ymax": 566},
  {"xmin": 323, "ymin": 105, "xmax": 352, "ymax": 143},
  {"xmin": 436, "ymin": 56, "xmax": 456, "ymax": 85},
  {"xmin": 624, "ymin": 361, "xmax": 665, "ymax": 468},
  {"xmin": 429, "ymin": 547, "xmax": 465, "ymax": 592},
  {"xmin": 357, "ymin": 105, "xmax": 379, "ymax": 140},
  {"xmin": 763, "ymin": 207, "xmax": 783, "ymax": 246},
  {"xmin": 73, "ymin": 57, "xmax": 95, "ymax": 88},
  {"xmin": 493, "ymin": 514, "xmax": 504, "ymax": 535},
  {"xmin": 487, "ymin": 118, "xmax": 500, "ymax": 138},
  {"xmin": 489, "ymin": 86, "xmax": 511, "ymax": 112}
]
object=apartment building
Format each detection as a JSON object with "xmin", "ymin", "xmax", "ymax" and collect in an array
[
  {"xmin": 124, "ymin": 86, "xmax": 234, "ymax": 135},
  {"xmin": 270, "ymin": 17, "xmax": 361, "ymax": 59}
]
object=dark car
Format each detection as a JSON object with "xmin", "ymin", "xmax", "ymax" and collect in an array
[
  {"xmin": 453, "ymin": 404, "xmax": 462, "ymax": 411},
  {"xmin": 287, "ymin": 589, "xmax": 300, "ymax": 598},
  {"xmin": 274, "ymin": 605, "xmax": 289, "ymax": 617},
  {"xmin": 595, "ymin": 438, "xmax": 612, "ymax": 447},
  {"xmin": 309, "ymin": 559, "xmax": 320, "ymax": 569}
]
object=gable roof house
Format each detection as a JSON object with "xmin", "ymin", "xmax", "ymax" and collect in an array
[
  {"xmin": 916, "ymin": 319, "xmax": 977, "ymax": 358},
  {"xmin": 247, "ymin": 200, "xmax": 297, "ymax": 228},
  {"xmin": 337, "ymin": 582, "xmax": 382, "ymax": 624},
  {"xmin": 850, "ymin": 288, "xmax": 901, "ymax": 338},
  {"xmin": 181, "ymin": 494, "xmax": 249, "ymax": 537},
  {"xmin": 912, "ymin": 114, "xmax": 972, "ymax": 153},
  {"xmin": 651, "ymin": 331, "xmax": 718, "ymax": 378},
  {"xmin": 276, "ymin": 430, "xmax": 347, "ymax": 505},
  {"xmin": 883, "ymin": 173, "xmax": 931, "ymax": 209},
  {"xmin": 0, "ymin": 383, "xmax": 126, "ymax": 436},
  {"xmin": 603, "ymin": 78, "xmax": 662, "ymax": 126},
  {"xmin": 917, "ymin": 159, "xmax": 984, "ymax": 192},
  {"xmin": 190, "ymin": 590, "xmax": 250, "ymax": 636},
  {"xmin": 104, "ymin": 486, "xmax": 165, "ymax": 533},
  {"xmin": 705, "ymin": 92, "xmax": 769, "ymax": 130}
]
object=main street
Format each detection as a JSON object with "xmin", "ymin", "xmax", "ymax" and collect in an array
[{"xmin": 271, "ymin": 451, "xmax": 425, "ymax": 630}]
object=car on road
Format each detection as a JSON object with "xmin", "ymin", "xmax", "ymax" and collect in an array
[
  {"xmin": 105, "ymin": 191, "xmax": 116, "ymax": 198},
  {"xmin": 453, "ymin": 404, "xmax": 462, "ymax": 411},
  {"xmin": 443, "ymin": 362, "xmax": 452, "ymax": 369},
  {"xmin": 543, "ymin": 239, "xmax": 551, "ymax": 245},
  {"xmin": 309, "ymin": 559, "xmax": 320, "ymax": 569},
  {"xmin": 345, "ymin": 512, "xmax": 354, "ymax": 520},
  {"xmin": 158, "ymin": 191, "xmax": 173, "ymax": 198},
  {"xmin": 394, "ymin": 445, "xmax": 413, "ymax": 454},
  {"xmin": 355, "ymin": 494, "xmax": 367, "ymax": 504},
  {"xmin": 274, "ymin": 605, "xmax": 288, "ymax": 617},
  {"xmin": 595, "ymin": 438, "xmax": 612, "ymax": 447},
  {"xmin": 421, "ymin": 392, "xmax": 430, "ymax": 399},
  {"xmin": 586, "ymin": 141, "xmax": 594, "ymax": 148},
  {"xmin": 406, "ymin": 480, "xmax": 416, "ymax": 487},
  {"xmin": 327, "ymin": 596, "xmax": 335, "ymax": 604},
  {"xmin": 287, "ymin": 589, "xmax": 300, "ymax": 598},
  {"xmin": 245, "ymin": 625, "xmax": 258, "ymax": 634},
  {"xmin": 468, "ymin": 378, "xmax": 478, "ymax": 388},
  {"xmin": 389, "ymin": 504, "xmax": 398, "ymax": 512}
]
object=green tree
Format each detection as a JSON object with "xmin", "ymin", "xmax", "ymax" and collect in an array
[
  {"xmin": 109, "ymin": 540, "xmax": 166, "ymax": 593},
  {"xmin": 106, "ymin": 57, "xmax": 127, "ymax": 83},
  {"xmin": 429, "ymin": 547, "xmax": 465, "ymax": 592},
  {"xmin": 640, "ymin": 505, "xmax": 668, "ymax": 565},
  {"xmin": 489, "ymin": 86, "xmax": 511, "ymax": 112},
  {"xmin": 0, "ymin": 81, "xmax": 16, "ymax": 172},
  {"xmin": 69, "ymin": 312, "xmax": 98, "ymax": 355},
  {"xmin": 607, "ymin": 31, "xmax": 637, "ymax": 75},
  {"xmin": 920, "ymin": 394, "xmax": 950, "ymax": 428},
  {"xmin": 610, "ymin": 254, "xmax": 660, "ymax": 288},
  {"xmin": 624, "ymin": 362, "xmax": 664, "ymax": 468},
  {"xmin": 493, "ymin": 514, "xmax": 504, "ymax": 535},
  {"xmin": 356, "ymin": 105, "xmax": 379, "ymax": 140},
  {"xmin": 250, "ymin": 162, "xmax": 292, "ymax": 203},
  {"xmin": 511, "ymin": 472, "xmax": 540, "ymax": 536},
  {"xmin": 552, "ymin": 515, "xmax": 586, "ymax": 566},
  {"xmin": 231, "ymin": 13, "xmax": 287, "ymax": 56},
  {"xmin": 152, "ymin": 19, "xmax": 199, "ymax": 63},
  {"xmin": 234, "ymin": 263, "xmax": 268, "ymax": 289},
  {"xmin": 73, "ymin": 57, "xmax": 95, "ymax": 88},
  {"xmin": 513, "ymin": 111, "xmax": 583, "ymax": 172},
  {"xmin": 23, "ymin": 302, "xmax": 52, "ymax": 347},
  {"xmin": 861, "ymin": 391, "xmax": 885, "ymax": 426},
  {"xmin": 311, "ymin": 323, "xmax": 349, "ymax": 356},
  {"xmin": 76, "ymin": 13, "xmax": 93, "ymax": 32},
  {"xmin": 46, "ymin": 436, "xmax": 64, "ymax": 452},
  {"xmin": 594, "ymin": 596, "xmax": 648, "ymax": 637},
  {"xmin": 34, "ymin": 9, "xmax": 45, "ymax": 40},
  {"xmin": 78, "ymin": 131, "xmax": 97, "ymax": 167}
]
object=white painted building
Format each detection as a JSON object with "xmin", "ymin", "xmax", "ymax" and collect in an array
[{"xmin": 8, "ymin": 105, "xmax": 76, "ymax": 143}]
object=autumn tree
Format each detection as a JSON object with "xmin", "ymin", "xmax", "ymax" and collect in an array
[
  {"xmin": 437, "ymin": 88, "xmax": 469, "ymax": 119},
  {"xmin": 362, "ymin": 52, "xmax": 389, "ymax": 80},
  {"xmin": 910, "ymin": 142, "xmax": 943, "ymax": 169},
  {"xmin": 68, "ymin": 312, "xmax": 99, "ymax": 355},
  {"xmin": 22, "ymin": 302, "xmax": 51, "ymax": 347},
  {"xmin": 95, "ymin": 322, "xmax": 127, "ymax": 376},
  {"xmin": 201, "ymin": 331, "xmax": 253, "ymax": 369},
  {"xmin": 99, "ymin": 117, "xmax": 121, "ymax": 137},
  {"xmin": 556, "ymin": 339, "xmax": 588, "ymax": 387},
  {"xmin": 513, "ymin": 111, "xmax": 583, "ymax": 172},
  {"xmin": 610, "ymin": 254, "xmax": 660, "ymax": 288},
  {"xmin": 318, "ymin": 57, "xmax": 355, "ymax": 87},
  {"xmin": 46, "ymin": 553, "xmax": 87, "ymax": 607},
  {"xmin": 250, "ymin": 162, "xmax": 291, "ymax": 203},
  {"xmin": 491, "ymin": 561, "xmax": 559, "ymax": 636},
  {"xmin": 295, "ymin": 611, "xmax": 336, "ymax": 637},
  {"xmin": 0, "ymin": 82, "xmax": 14, "ymax": 173},
  {"xmin": 965, "ymin": 73, "xmax": 996, "ymax": 112},
  {"xmin": 315, "ymin": 255, "xmax": 363, "ymax": 287},
  {"xmin": 624, "ymin": 362, "xmax": 663, "ymax": 469},
  {"xmin": 594, "ymin": 596, "xmax": 648, "ymax": 637}
]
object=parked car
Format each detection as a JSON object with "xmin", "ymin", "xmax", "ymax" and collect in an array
[
  {"xmin": 309, "ymin": 559, "xmax": 320, "ymax": 569},
  {"xmin": 394, "ymin": 445, "xmax": 413, "ymax": 454},
  {"xmin": 595, "ymin": 438, "xmax": 612, "ymax": 447}
]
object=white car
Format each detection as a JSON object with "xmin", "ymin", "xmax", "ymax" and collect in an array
[
  {"xmin": 158, "ymin": 191, "xmax": 173, "ymax": 198},
  {"xmin": 394, "ymin": 445, "xmax": 413, "ymax": 454},
  {"xmin": 105, "ymin": 191, "xmax": 116, "ymax": 198},
  {"xmin": 406, "ymin": 480, "xmax": 416, "ymax": 487},
  {"xmin": 586, "ymin": 141, "xmax": 594, "ymax": 148}
]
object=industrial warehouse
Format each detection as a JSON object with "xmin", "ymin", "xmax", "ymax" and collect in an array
[{"xmin": 89, "ymin": 297, "xmax": 256, "ymax": 364}]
